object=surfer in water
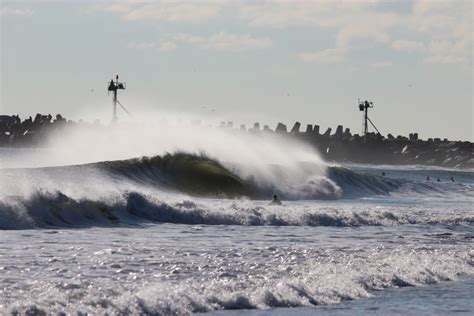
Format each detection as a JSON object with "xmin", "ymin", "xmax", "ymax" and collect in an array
[{"xmin": 270, "ymin": 194, "xmax": 282, "ymax": 205}]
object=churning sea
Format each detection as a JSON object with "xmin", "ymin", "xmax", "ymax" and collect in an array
[{"xmin": 0, "ymin": 145, "xmax": 473, "ymax": 315}]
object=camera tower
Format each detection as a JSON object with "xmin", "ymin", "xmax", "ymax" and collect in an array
[
  {"xmin": 107, "ymin": 75, "xmax": 132, "ymax": 123},
  {"xmin": 358, "ymin": 99, "xmax": 381, "ymax": 136}
]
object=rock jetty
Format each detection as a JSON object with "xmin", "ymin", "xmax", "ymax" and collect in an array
[{"xmin": 0, "ymin": 114, "xmax": 472, "ymax": 169}]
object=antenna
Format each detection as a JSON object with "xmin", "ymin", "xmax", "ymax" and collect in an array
[
  {"xmin": 107, "ymin": 74, "xmax": 131, "ymax": 123},
  {"xmin": 358, "ymin": 99, "xmax": 381, "ymax": 136}
]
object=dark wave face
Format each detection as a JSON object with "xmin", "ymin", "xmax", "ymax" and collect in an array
[{"xmin": 95, "ymin": 153, "xmax": 255, "ymax": 198}]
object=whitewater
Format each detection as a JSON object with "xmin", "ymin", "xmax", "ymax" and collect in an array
[{"xmin": 0, "ymin": 121, "xmax": 473, "ymax": 315}]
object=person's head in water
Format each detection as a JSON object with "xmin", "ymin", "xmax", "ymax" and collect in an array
[{"xmin": 270, "ymin": 194, "xmax": 282, "ymax": 205}]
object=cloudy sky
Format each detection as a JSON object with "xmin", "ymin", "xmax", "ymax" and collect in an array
[{"xmin": 1, "ymin": 0, "xmax": 472, "ymax": 140}]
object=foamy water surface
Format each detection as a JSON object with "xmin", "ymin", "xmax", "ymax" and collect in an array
[{"xmin": 1, "ymin": 219, "xmax": 473, "ymax": 314}]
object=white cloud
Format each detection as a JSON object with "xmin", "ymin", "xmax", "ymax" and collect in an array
[
  {"xmin": 424, "ymin": 39, "xmax": 471, "ymax": 64},
  {"xmin": 371, "ymin": 61, "xmax": 393, "ymax": 68},
  {"xmin": 297, "ymin": 48, "xmax": 345, "ymax": 64},
  {"xmin": 239, "ymin": 1, "xmax": 347, "ymax": 28},
  {"xmin": 408, "ymin": 1, "xmax": 472, "ymax": 65},
  {"xmin": 128, "ymin": 40, "xmax": 177, "ymax": 52},
  {"xmin": 95, "ymin": 1, "xmax": 223, "ymax": 23},
  {"xmin": 99, "ymin": 3, "xmax": 132, "ymax": 14},
  {"xmin": 158, "ymin": 41, "xmax": 177, "ymax": 52},
  {"xmin": 412, "ymin": 0, "xmax": 455, "ymax": 15},
  {"xmin": 172, "ymin": 33, "xmax": 207, "ymax": 45},
  {"xmin": 392, "ymin": 40, "xmax": 426, "ymax": 52},
  {"xmin": 177, "ymin": 32, "xmax": 272, "ymax": 52},
  {"xmin": 241, "ymin": 1, "xmax": 397, "ymax": 65},
  {"xmin": 199, "ymin": 32, "xmax": 272, "ymax": 52},
  {"xmin": 239, "ymin": 0, "xmax": 472, "ymax": 67},
  {"xmin": 240, "ymin": 1, "xmax": 399, "ymax": 33},
  {"xmin": 128, "ymin": 32, "xmax": 272, "ymax": 53},
  {"xmin": 0, "ymin": 6, "xmax": 33, "ymax": 17},
  {"xmin": 337, "ymin": 27, "xmax": 390, "ymax": 48},
  {"xmin": 101, "ymin": 0, "xmax": 473, "ymax": 66},
  {"xmin": 128, "ymin": 41, "xmax": 156, "ymax": 50}
]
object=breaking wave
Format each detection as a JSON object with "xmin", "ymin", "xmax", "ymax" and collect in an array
[
  {"xmin": 0, "ymin": 153, "xmax": 472, "ymax": 229},
  {"xmin": 1, "ymin": 189, "xmax": 473, "ymax": 230}
]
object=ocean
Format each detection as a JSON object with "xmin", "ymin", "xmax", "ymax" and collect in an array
[{"xmin": 0, "ymin": 133, "xmax": 473, "ymax": 314}]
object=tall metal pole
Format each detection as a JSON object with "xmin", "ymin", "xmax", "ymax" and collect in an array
[
  {"xmin": 113, "ymin": 89, "xmax": 117, "ymax": 123},
  {"xmin": 112, "ymin": 75, "xmax": 119, "ymax": 123},
  {"xmin": 364, "ymin": 106, "xmax": 368, "ymax": 135}
]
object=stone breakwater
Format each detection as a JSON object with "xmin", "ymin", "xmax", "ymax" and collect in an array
[{"xmin": 0, "ymin": 114, "xmax": 472, "ymax": 169}]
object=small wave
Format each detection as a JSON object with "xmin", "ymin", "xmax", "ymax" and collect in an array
[{"xmin": 328, "ymin": 166, "xmax": 403, "ymax": 197}]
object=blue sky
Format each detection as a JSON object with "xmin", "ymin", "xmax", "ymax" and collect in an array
[{"xmin": 1, "ymin": 0, "xmax": 472, "ymax": 140}]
